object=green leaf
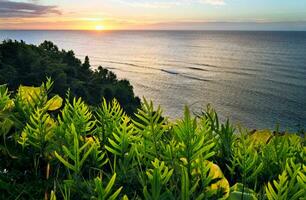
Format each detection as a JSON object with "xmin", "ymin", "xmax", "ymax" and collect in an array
[
  {"xmin": 45, "ymin": 95, "xmax": 63, "ymax": 111},
  {"xmin": 229, "ymin": 183, "xmax": 258, "ymax": 200},
  {"xmin": 104, "ymin": 173, "xmax": 117, "ymax": 196},
  {"xmin": 54, "ymin": 151, "xmax": 75, "ymax": 171},
  {"xmin": 181, "ymin": 167, "xmax": 190, "ymax": 200},
  {"xmin": 108, "ymin": 187, "xmax": 123, "ymax": 200}
]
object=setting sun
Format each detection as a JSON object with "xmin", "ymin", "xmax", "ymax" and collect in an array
[{"xmin": 95, "ymin": 25, "xmax": 104, "ymax": 31}]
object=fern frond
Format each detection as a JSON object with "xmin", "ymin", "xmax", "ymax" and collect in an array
[
  {"xmin": 18, "ymin": 108, "xmax": 55, "ymax": 153},
  {"xmin": 142, "ymin": 158, "xmax": 174, "ymax": 200},
  {"xmin": 105, "ymin": 116, "xmax": 135, "ymax": 157},
  {"xmin": 174, "ymin": 106, "xmax": 215, "ymax": 177},
  {"xmin": 54, "ymin": 123, "xmax": 95, "ymax": 175},
  {"xmin": 58, "ymin": 97, "xmax": 95, "ymax": 142},
  {"xmin": 95, "ymin": 98, "xmax": 125, "ymax": 142},
  {"xmin": 132, "ymin": 98, "xmax": 168, "ymax": 160},
  {"xmin": 265, "ymin": 159, "xmax": 306, "ymax": 200}
]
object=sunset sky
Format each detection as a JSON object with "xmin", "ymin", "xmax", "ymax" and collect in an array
[{"xmin": 1, "ymin": 0, "xmax": 306, "ymax": 30}]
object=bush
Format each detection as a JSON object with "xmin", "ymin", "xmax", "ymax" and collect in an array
[{"xmin": 0, "ymin": 80, "xmax": 305, "ymax": 200}]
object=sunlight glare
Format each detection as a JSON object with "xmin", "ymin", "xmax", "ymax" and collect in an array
[{"xmin": 95, "ymin": 25, "xmax": 104, "ymax": 31}]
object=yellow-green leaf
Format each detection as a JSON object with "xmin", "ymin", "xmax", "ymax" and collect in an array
[
  {"xmin": 45, "ymin": 95, "xmax": 63, "ymax": 111},
  {"xmin": 250, "ymin": 129, "xmax": 273, "ymax": 145},
  {"xmin": 207, "ymin": 161, "xmax": 230, "ymax": 199},
  {"xmin": 18, "ymin": 86, "xmax": 41, "ymax": 105}
]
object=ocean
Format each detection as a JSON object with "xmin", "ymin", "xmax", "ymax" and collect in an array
[{"xmin": 1, "ymin": 30, "xmax": 305, "ymax": 130}]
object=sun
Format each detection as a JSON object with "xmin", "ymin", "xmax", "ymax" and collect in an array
[{"xmin": 95, "ymin": 25, "xmax": 104, "ymax": 31}]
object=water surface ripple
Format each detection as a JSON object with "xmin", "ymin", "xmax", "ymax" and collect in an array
[{"xmin": 1, "ymin": 30, "xmax": 305, "ymax": 130}]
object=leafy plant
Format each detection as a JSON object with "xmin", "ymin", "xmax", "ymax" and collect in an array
[
  {"xmin": 259, "ymin": 132, "xmax": 304, "ymax": 184},
  {"xmin": 0, "ymin": 84, "xmax": 11, "ymax": 112},
  {"xmin": 265, "ymin": 159, "xmax": 306, "ymax": 200},
  {"xmin": 228, "ymin": 183, "xmax": 257, "ymax": 200},
  {"xmin": 50, "ymin": 190, "xmax": 56, "ymax": 200},
  {"xmin": 91, "ymin": 173, "xmax": 123, "ymax": 200},
  {"xmin": 0, "ymin": 79, "xmax": 305, "ymax": 200},
  {"xmin": 58, "ymin": 97, "xmax": 95, "ymax": 140},
  {"xmin": 54, "ymin": 123, "xmax": 95, "ymax": 176},
  {"xmin": 18, "ymin": 108, "xmax": 55, "ymax": 152},
  {"xmin": 142, "ymin": 158, "xmax": 174, "ymax": 200},
  {"xmin": 133, "ymin": 98, "xmax": 168, "ymax": 161},
  {"xmin": 230, "ymin": 131, "xmax": 263, "ymax": 190},
  {"xmin": 105, "ymin": 116, "xmax": 135, "ymax": 157},
  {"xmin": 105, "ymin": 116, "xmax": 137, "ymax": 175},
  {"xmin": 174, "ymin": 106, "xmax": 215, "ymax": 178},
  {"xmin": 96, "ymin": 98, "xmax": 125, "ymax": 143},
  {"xmin": 200, "ymin": 105, "xmax": 236, "ymax": 183}
]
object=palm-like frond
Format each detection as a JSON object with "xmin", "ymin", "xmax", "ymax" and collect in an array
[
  {"xmin": 95, "ymin": 98, "xmax": 125, "ymax": 142},
  {"xmin": 265, "ymin": 159, "xmax": 306, "ymax": 200},
  {"xmin": 54, "ymin": 124, "xmax": 95, "ymax": 176},
  {"xmin": 133, "ymin": 98, "xmax": 168, "ymax": 160},
  {"xmin": 105, "ymin": 116, "xmax": 135, "ymax": 157},
  {"xmin": 142, "ymin": 158, "xmax": 174, "ymax": 200},
  {"xmin": 174, "ymin": 106, "xmax": 215, "ymax": 176},
  {"xmin": 58, "ymin": 97, "xmax": 95, "ymax": 141},
  {"xmin": 18, "ymin": 108, "xmax": 55, "ymax": 153}
]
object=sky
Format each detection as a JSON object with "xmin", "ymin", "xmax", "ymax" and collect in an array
[{"xmin": 0, "ymin": 0, "xmax": 306, "ymax": 30}]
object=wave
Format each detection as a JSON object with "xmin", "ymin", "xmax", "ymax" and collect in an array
[
  {"xmin": 96, "ymin": 59, "xmax": 213, "ymax": 82},
  {"xmin": 92, "ymin": 64, "xmax": 154, "ymax": 75},
  {"xmin": 180, "ymin": 74, "xmax": 210, "ymax": 82},
  {"xmin": 261, "ymin": 77, "xmax": 306, "ymax": 90},
  {"xmin": 256, "ymin": 60, "xmax": 306, "ymax": 70},
  {"xmin": 160, "ymin": 69, "xmax": 179, "ymax": 75},
  {"xmin": 102, "ymin": 60, "xmax": 152, "ymax": 69},
  {"xmin": 160, "ymin": 69, "xmax": 210, "ymax": 82},
  {"xmin": 190, "ymin": 62, "xmax": 219, "ymax": 69},
  {"xmin": 223, "ymin": 70, "xmax": 257, "ymax": 77},
  {"xmin": 95, "ymin": 59, "xmax": 305, "ymax": 87},
  {"xmin": 187, "ymin": 67, "xmax": 209, "ymax": 72}
]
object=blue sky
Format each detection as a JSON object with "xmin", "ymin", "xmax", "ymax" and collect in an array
[{"xmin": 0, "ymin": 0, "xmax": 306, "ymax": 30}]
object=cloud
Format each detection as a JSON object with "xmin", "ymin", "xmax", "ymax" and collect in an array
[
  {"xmin": 115, "ymin": 0, "xmax": 182, "ymax": 8},
  {"xmin": 0, "ymin": 0, "xmax": 61, "ymax": 18},
  {"xmin": 114, "ymin": 0, "xmax": 226, "ymax": 8},
  {"xmin": 201, "ymin": 0, "xmax": 225, "ymax": 6}
]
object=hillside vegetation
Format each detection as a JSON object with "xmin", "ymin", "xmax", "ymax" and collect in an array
[
  {"xmin": 0, "ymin": 79, "xmax": 305, "ymax": 200},
  {"xmin": 0, "ymin": 40, "xmax": 140, "ymax": 115}
]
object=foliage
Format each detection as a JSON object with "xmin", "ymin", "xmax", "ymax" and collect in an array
[
  {"xmin": 133, "ymin": 99, "xmax": 168, "ymax": 163},
  {"xmin": 265, "ymin": 159, "xmax": 306, "ymax": 200},
  {"xmin": 54, "ymin": 123, "xmax": 95, "ymax": 176},
  {"xmin": 92, "ymin": 173, "xmax": 123, "ymax": 200},
  {"xmin": 228, "ymin": 183, "xmax": 257, "ymax": 200},
  {"xmin": 0, "ymin": 80, "xmax": 305, "ymax": 200},
  {"xmin": 230, "ymin": 131, "xmax": 264, "ymax": 189},
  {"xmin": 142, "ymin": 158, "xmax": 174, "ymax": 200},
  {"xmin": 0, "ymin": 40, "xmax": 140, "ymax": 115}
]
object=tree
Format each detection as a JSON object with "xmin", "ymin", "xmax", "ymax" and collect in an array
[
  {"xmin": 0, "ymin": 40, "xmax": 140, "ymax": 115},
  {"xmin": 82, "ymin": 56, "xmax": 90, "ymax": 70}
]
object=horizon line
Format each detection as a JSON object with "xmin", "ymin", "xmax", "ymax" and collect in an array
[{"xmin": 1, "ymin": 29, "xmax": 306, "ymax": 32}]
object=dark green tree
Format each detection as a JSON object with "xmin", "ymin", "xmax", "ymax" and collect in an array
[
  {"xmin": 82, "ymin": 56, "xmax": 90, "ymax": 70},
  {"xmin": 0, "ymin": 40, "xmax": 140, "ymax": 115}
]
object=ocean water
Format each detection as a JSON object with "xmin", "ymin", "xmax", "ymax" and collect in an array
[{"xmin": 1, "ymin": 30, "xmax": 306, "ymax": 130}]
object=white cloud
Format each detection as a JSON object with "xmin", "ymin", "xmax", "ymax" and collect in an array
[
  {"xmin": 113, "ymin": 0, "xmax": 226, "ymax": 8},
  {"xmin": 201, "ymin": 0, "xmax": 226, "ymax": 6},
  {"xmin": 118, "ymin": 1, "xmax": 182, "ymax": 8}
]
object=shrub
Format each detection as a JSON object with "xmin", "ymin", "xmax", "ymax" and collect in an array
[{"xmin": 0, "ymin": 80, "xmax": 305, "ymax": 200}]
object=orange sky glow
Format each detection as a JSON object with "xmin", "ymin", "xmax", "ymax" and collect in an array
[{"xmin": 0, "ymin": 0, "xmax": 306, "ymax": 30}]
